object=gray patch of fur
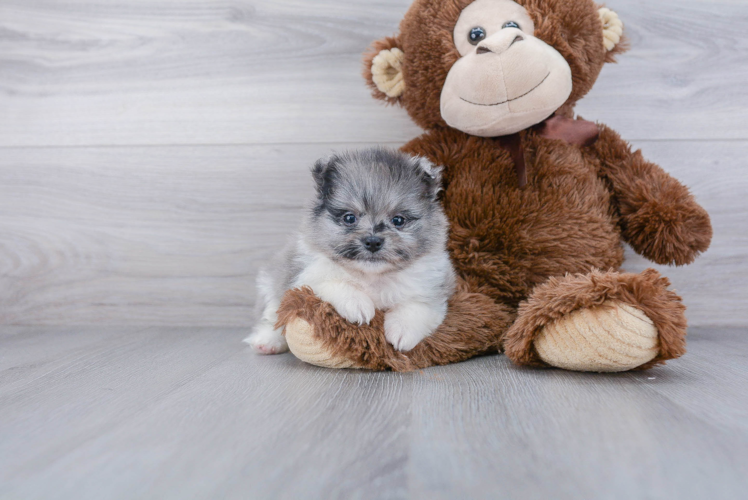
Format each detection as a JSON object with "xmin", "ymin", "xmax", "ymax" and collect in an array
[{"xmin": 304, "ymin": 147, "xmax": 447, "ymax": 269}]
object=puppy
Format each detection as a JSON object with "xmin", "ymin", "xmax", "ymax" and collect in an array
[{"xmin": 245, "ymin": 148, "xmax": 455, "ymax": 354}]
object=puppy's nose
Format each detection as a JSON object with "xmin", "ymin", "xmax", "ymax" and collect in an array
[{"xmin": 363, "ymin": 236, "xmax": 384, "ymax": 253}]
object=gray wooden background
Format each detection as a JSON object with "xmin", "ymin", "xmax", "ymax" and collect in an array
[
  {"xmin": 2, "ymin": 1, "xmax": 748, "ymax": 499},
  {"xmin": 1, "ymin": 0, "xmax": 746, "ymax": 327}
]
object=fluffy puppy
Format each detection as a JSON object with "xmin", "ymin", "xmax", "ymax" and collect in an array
[{"xmin": 245, "ymin": 148, "xmax": 456, "ymax": 354}]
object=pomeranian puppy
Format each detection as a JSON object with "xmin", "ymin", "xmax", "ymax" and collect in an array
[{"xmin": 245, "ymin": 148, "xmax": 455, "ymax": 354}]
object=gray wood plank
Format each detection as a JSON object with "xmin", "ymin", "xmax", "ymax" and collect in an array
[
  {"xmin": 406, "ymin": 341, "xmax": 748, "ymax": 500},
  {"xmin": 1, "ymin": 0, "xmax": 747, "ymax": 147},
  {"xmin": 1, "ymin": 326, "xmax": 746, "ymax": 499},
  {"xmin": 0, "ymin": 144, "xmax": 326, "ymax": 326},
  {"xmin": 0, "ymin": 327, "xmax": 412, "ymax": 500},
  {"xmin": 1, "ymin": 140, "xmax": 745, "ymax": 327},
  {"xmin": 0, "ymin": 326, "xmax": 240, "ymax": 486},
  {"xmin": 626, "ymin": 328, "xmax": 748, "ymax": 435}
]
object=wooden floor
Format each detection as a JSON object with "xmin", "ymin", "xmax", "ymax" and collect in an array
[
  {"xmin": 2, "ymin": 326, "xmax": 748, "ymax": 499},
  {"xmin": 1, "ymin": 0, "xmax": 748, "ymax": 498}
]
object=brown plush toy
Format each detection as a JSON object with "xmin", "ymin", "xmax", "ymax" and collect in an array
[{"xmin": 276, "ymin": 0, "xmax": 712, "ymax": 372}]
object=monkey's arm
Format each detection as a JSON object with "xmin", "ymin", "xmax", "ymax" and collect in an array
[{"xmin": 590, "ymin": 124, "xmax": 712, "ymax": 265}]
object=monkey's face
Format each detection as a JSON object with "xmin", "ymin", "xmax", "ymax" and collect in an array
[
  {"xmin": 440, "ymin": 0, "xmax": 572, "ymax": 137},
  {"xmin": 364, "ymin": 0, "xmax": 626, "ymax": 136}
]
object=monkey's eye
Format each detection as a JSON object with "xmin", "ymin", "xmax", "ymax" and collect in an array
[
  {"xmin": 468, "ymin": 27, "xmax": 486, "ymax": 45},
  {"xmin": 343, "ymin": 213, "xmax": 357, "ymax": 225},
  {"xmin": 502, "ymin": 21, "xmax": 520, "ymax": 30},
  {"xmin": 391, "ymin": 215, "xmax": 406, "ymax": 227}
]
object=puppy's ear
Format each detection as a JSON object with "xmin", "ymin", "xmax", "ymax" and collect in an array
[
  {"xmin": 363, "ymin": 36, "xmax": 405, "ymax": 105},
  {"xmin": 414, "ymin": 157, "xmax": 443, "ymax": 201},
  {"xmin": 311, "ymin": 156, "xmax": 339, "ymax": 200}
]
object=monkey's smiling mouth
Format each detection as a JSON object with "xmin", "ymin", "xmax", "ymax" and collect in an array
[{"xmin": 460, "ymin": 72, "xmax": 551, "ymax": 107}]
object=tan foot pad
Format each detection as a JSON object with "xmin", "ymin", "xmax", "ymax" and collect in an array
[
  {"xmin": 284, "ymin": 318, "xmax": 361, "ymax": 369},
  {"xmin": 534, "ymin": 301, "xmax": 659, "ymax": 372}
]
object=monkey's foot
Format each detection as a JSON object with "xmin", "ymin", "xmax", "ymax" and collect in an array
[
  {"xmin": 283, "ymin": 317, "xmax": 361, "ymax": 369},
  {"xmin": 276, "ymin": 284, "xmax": 513, "ymax": 372},
  {"xmin": 503, "ymin": 269, "xmax": 687, "ymax": 372},
  {"xmin": 533, "ymin": 301, "xmax": 658, "ymax": 372}
]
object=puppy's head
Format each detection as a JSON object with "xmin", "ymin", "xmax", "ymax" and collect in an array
[{"xmin": 306, "ymin": 148, "xmax": 447, "ymax": 273}]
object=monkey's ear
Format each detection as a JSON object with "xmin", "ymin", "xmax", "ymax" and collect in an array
[
  {"xmin": 413, "ymin": 157, "xmax": 443, "ymax": 200},
  {"xmin": 363, "ymin": 37, "xmax": 405, "ymax": 104},
  {"xmin": 598, "ymin": 8, "xmax": 628, "ymax": 62}
]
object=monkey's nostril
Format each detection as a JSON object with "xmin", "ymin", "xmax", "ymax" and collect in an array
[
  {"xmin": 476, "ymin": 45, "xmax": 492, "ymax": 55},
  {"xmin": 509, "ymin": 35, "xmax": 524, "ymax": 47},
  {"xmin": 363, "ymin": 236, "xmax": 384, "ymax": 253}
]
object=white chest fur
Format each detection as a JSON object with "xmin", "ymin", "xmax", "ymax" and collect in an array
[{"xmin": 292, "ymin": 239, "xmax": 453, "ymax": 311}]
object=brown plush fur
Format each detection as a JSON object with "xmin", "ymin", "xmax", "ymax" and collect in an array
[
  {"xmin": 364, "ymin": 0, "xmax": 628, "ymax": 129},
  {"xmin": 277, "ymin": 280, "xmax": 514, "ymax": 372},
  {"xmin": 502, "ymin": 268, "xmax": 687, "ymax": 369},
  {"xmin": 278, "ymin": 0, "xmax": 712, "ymax": 371},
  {"xmin": 591, "ymin": 126, "xmax": 713, "ymax": 265}
]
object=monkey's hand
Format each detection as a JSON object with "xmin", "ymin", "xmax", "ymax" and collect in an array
[{"xmin": 591, "ymin": 124, "xmax": 712, "ymax": 265}]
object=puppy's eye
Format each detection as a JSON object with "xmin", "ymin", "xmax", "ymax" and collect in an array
[
  {"xmin": 342, "ymin": 213, "xmax": 357, "ymax": 225},
  {"xmin": 502, "ymin": 21, "xmax": 520, "ymax": 30},
  {"xmin": 391, "ymin": 215, "xmax": 405, "ymax": 227},
  {"xmin": 468, "ymin": 27, "xmax": 486, "ymax": 45}
]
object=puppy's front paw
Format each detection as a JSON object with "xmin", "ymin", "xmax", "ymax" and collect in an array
[
  {"xmin": 244, "ymin": 322, "xmax": 289, "ymax": 355},
  {"xmin": 331, "ymin": 295, "xmax": 376, "ymax": 326},
  {"xmin": 384, "ymin": 303, "xmax": 445, "ymax": 352},
  {"xmin": 384, "ymin": 317, "xmax": 428, "ymax": 352}
]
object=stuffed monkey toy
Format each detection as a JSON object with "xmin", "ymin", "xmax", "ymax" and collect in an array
[{"xmin": 276, "ymin": 0, "xmax": 712, "ymax": 372}]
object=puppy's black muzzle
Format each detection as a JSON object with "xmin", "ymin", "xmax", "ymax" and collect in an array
[{"xmin": 363, "ymin": 236, "xmax": 384, "ymax": 253}]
